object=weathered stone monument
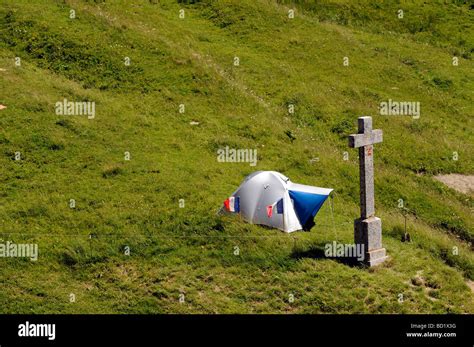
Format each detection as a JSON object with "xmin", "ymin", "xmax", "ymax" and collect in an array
[{"xmin": 349, "ymin": 116, "xmax": 387, "ymax": 266}]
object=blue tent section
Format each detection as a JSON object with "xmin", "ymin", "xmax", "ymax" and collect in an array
[{"xmin": 288, "ymin": 190, "xmax": 330, "ymax": 229}]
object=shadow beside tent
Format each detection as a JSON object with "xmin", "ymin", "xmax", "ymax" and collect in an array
[{"xmin": 290, "ymin": 244, "xmax": 363, "ymax": 268}]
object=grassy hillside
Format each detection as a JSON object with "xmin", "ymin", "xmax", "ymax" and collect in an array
[{"xmin": 0, "ymin": 0, "xmax": 472, "ymax": 313}]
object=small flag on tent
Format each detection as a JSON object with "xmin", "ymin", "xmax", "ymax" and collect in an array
[
  {"xmin": 224, "ymin": 196, "xmax": 240, "ymax": 213},
  {"xmin": 266, "ymin": 204, "xmax": 273, "ymax": 218},
  {"xmin": 276, "ymin": 198, "xmax": 283, "ymax": 214},
  {"xmin": 267, "ymin": 199, "xmax": 284, "ymax": 218}
]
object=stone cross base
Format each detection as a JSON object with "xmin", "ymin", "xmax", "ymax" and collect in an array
[{"xmin": 354, "ymin": 217, "xmax": 387, "ymax": 266}]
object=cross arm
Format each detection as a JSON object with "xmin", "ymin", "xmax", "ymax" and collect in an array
[{"xmin": 348, "ymin": 129, "xmax": 383, "ymax": 148}]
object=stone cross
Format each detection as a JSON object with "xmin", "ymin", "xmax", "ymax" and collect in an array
[{"xmin": 349, "ymin": 116, "xmax": 387, "ymax": 266}]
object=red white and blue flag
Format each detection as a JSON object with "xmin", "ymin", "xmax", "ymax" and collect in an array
[
  {"xmin": 224, "ymin": 196, "xmax": 240, "ymax": 213},
  {"xmin": 266, "ymin": 198, "xmax": 284, "ymax": 218}
]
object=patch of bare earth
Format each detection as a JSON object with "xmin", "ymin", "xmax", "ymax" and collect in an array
[
  {"xmin": 467, "ymin": 280, "xmax": 474, "ymax": 294},
  {"xmin": 434, "ymin": 174, "xmax": 474, "ymax": 195}
]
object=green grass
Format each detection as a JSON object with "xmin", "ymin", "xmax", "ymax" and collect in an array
[{"xmin": 0, "ymin": 0, "xmax": 472, "ymax": 313}]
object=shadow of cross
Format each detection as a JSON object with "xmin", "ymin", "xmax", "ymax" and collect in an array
[{"xmin": 348, "ymin": 116, "xmax": 387, "ymax": 267}]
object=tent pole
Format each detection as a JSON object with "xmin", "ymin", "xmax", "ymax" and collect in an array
[{"xmin": 330, "ymin": 193, "xmax": 337, "ymax": 240}]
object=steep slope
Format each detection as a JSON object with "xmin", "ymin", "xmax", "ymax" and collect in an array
[{"xmin": 0, "ymin": 0, "xmax": 472, "ymax": 313}]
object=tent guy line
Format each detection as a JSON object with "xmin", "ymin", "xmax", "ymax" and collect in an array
[{"xmin": 0, "ymin": 227, "xmax": 353, "ymax": 239}]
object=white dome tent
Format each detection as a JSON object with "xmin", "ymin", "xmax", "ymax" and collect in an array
[{"xmin": 221, "ymin": 171, "xmax": 333, "ymax": 233}]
